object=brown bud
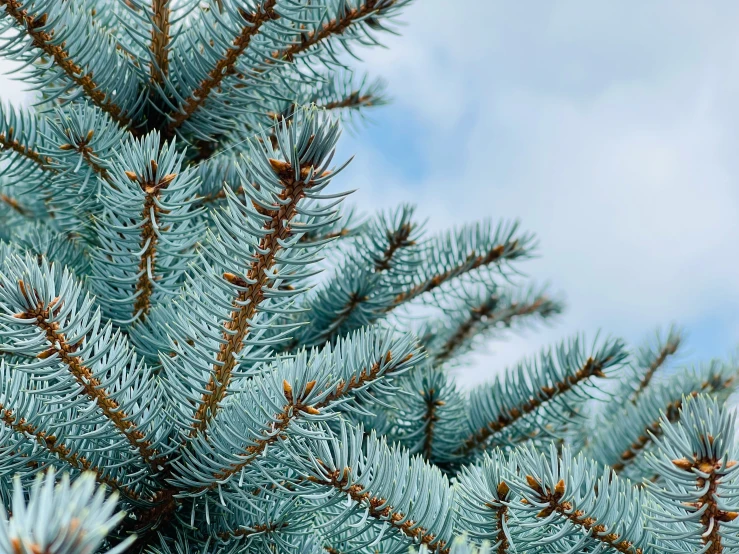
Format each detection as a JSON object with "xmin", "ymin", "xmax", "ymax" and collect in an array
[
  {"xmin": 525, "ymin": 475, "xmax": 540, "ymax": 490},
  {"xmin": 621, "ymin": 450, "xmax": 636, "ymax": 461},
  {"xmin": 497, "ymin": 481, "xmax": 510, "ymax": 498},
  {"xmin": 721, "ymin": 511, "xmax": 739, "ymax": 522},
  {"xmin": 672, "ymin": 458, "xmax": 693, "ymax": 471},
  {"xmin": 37, "ymin": 348, "xmax": 56, "ymax": 359},
  {"xmin": 304, "ymin": 380, "xmax": 317, "ymax": 396},
  {"xmin": 223, "ymin": 273, "xmax": 247, "ymax": 287},
  {"xmin": 303, "ymin": 406, "xmax": 320, "ymax": 415},
  {"xmin": 85, "ymin": 130, "xmax": 94, "ymax": 142},
  {"xmin": 159, "ymin": 173, "xmax": 177, "ymax": 187},
  {"xmin": 58, "ymin": 143, "xmax": 75, "ymax": 151},
  {"xmin": 150, "ymin": 159, "xmax": 158, "ymax": 173},
  {"xmin": 554, "ymin": 479, "xmax": 566, "ymax": 496},
  {"xmin": 283, "ymin": 380, "xmax": 293, "ymax": 402},
  {"xmin": 269, "ymin": 158, "xmax": 291, "ymax": 174},
  {"xmin": 125, "ymin": 171, "xmax": 139, "ymax": 182}
]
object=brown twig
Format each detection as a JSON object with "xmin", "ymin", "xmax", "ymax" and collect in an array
[
  {"xmin": 189, "ymin": 159, "xmax": 328, "ymax": 436},
  {"xmin": 150, "ymin": 0, "xmax": 171, "ymax": 84}
]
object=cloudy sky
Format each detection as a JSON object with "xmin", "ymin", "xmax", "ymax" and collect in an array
[{"xmin": 2, "ymin": 2, "xmax": 738, "ymax": 387}]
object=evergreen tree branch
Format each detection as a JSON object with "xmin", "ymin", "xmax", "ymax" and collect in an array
[
  {"xmin": 282, "ymin": 423, "xmax": 455, "ymax": 554},
  {"xmin": 611, "ymin": 396, "xmax": 686, "ymax": 473},
  {"xmin": 459, "ymin": 338, "xmax": 625, "ymax": 457},
  {"xmin": 388, "ymin": 244, "xmax": 514, "ymax": 310},
  {"xmin": 648, "ymin": 395, "xmax": 739, "ymax": 554},
  {"xmin": 0, "ymin": 130, "xmax": 54, "ymax": 172},
  {"xmin": 171, "ymin": 329, "xmax": 419, "ymax": 493},
  {"xmin": 433, "ymin": 293, "xmax": 561, "ymax": 365},
  {"xmin": 12, "ymin": 281, "xmax": 158, "ymax": 464},
  {"xmin": 590, "ymin": 362, "xmax": 737, "ymax": 479},
  {"xmin": 0, "ymin": 470, "xmax": 135, "ymax": 554},
  {"xmin": 124, "ymin": 162, "xmax": 179, "ymax": 321},
  {"xmin": 310, "ymin": 466, "xmax": 450, "ymax": 554},
  {"xmin": 525, "ymin": 475, "xmax": 641, "ymax": 554},
  {"xmin": 508, "ymin": 444, "xmax": 649, "ymax": 554},
  {"xmin": 165, "ymin": 0, "xmax": 279, "ymax": 135},
  {"xmin": 0, "ymin": 1, "xmax": 134, "ymax": 128},
  {"xmin": 628, "ymin": 327, "xmax": 682, "ymax": 404},
  {"xmin": 0, "ymin": 401, "xmax": 140, "ymax": 498},
  {"xmin": 262, "ymin": 0, "xmax": 401, "ymax": 68},
  {"xmin": 189, "ymin": 158, "xmax": 330, "ymax": 436}
]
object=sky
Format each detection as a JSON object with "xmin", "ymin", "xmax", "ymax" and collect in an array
[{"xmin": 2, "ymin": 2, "xmax": 739, "ymax": 388}]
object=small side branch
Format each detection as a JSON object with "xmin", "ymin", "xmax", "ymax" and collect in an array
[
  {"xmin": 313, "ymin": 467, "xmax": 449, "ymax": 554},
  {"xmin": 528, "ymin": 477, "xmax": 642, "ymax": 554},
  {"xmin": 0, "ymin": 402, "xmax": 139, "ymax": 498},
  {"xmin": 458, "ymin": 356, "xmax": 607, "ymax": 456},
  {"xmin": 166, "ymin": 0, "xmax": 278, "ymax": 134},
  {"xmin": 1, "ymin": 1, "xmax": 132, "ymax": 127},
  {"xmin": 15, "ymin": 283, "xmax": 158, "ymax": 464}
]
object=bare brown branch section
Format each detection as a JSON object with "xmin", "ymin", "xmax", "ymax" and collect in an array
[
  {"xmin": 0, "ymin": 1, "xmax": 132, "ymax": 127},
  {"xmin": 150, "ymin": 0, "xmax": 171, "ymax": 84},
  {"xmin": 528, "ymin": 477, "xmax": 642, "ymax": 554},
  {"xmin": 458, "ymin": 356, "xmax": 608, "ymax": 456},
  {"xmin": 166, "ymin": 0, "xmax": 278, "ymax": 133},
  {"xmin": 14, "ymin": 282, "xmax": 157, "ymax": 463},
  {"xmin": 128, "ymin": 166, "xmax": 177, "ymax": 320},
  {"xmin": 190, "ymin": 160, "xmax": 326, "ymax": 436},
  {"xmin": 672, "ymin": 448, "xmax": 739, "ymax": 554},
  {"xmin": 435, "ymin": 295, "xmax": 554, "ymax": 364},
  {"xmin": 311, "ymin": 465, "xmax": 449, "ymax": 554},
  {"xmin": 629, "ymin": 336, "xmax": 682, "ymax": 404}
]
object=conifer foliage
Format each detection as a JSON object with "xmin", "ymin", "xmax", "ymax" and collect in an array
[{"xmin": 0, "ymin": 1, "xmax": 737, "ymax": 553}]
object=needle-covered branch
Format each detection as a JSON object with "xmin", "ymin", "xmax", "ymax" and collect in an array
[
  {"xmin": 458, "ymin": 336, "xmax": 626, "ymax": 457},
  {"xmin": 0, "ymin": 0, "xmax": 145, "ymax": 128}
]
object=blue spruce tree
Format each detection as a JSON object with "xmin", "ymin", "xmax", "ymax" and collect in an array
[{"xmin": 0, "ymin": 1, "xmax": 737, "ymax": 553}]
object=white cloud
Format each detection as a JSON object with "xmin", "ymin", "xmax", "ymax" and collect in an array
[{"xmin": 339, "ymin": 1, "xmax": 739, "ymax": 386}]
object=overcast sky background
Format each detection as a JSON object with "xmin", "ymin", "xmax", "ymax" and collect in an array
[{"xmin": 2, "ymin": 2, "xmax": 739, "ymax": 387}]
